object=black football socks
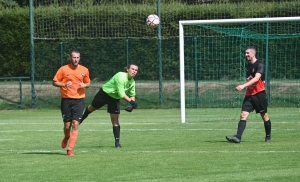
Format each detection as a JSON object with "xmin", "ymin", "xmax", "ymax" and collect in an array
[
  {"xmin": 113, "ymin": 125, "xmax": 120, "ymax": 144},
  {"xmin": 236, "ymin": 120, "xmax": 246, "ymax": 139},
  {"xmin": 264, "ymin": 120, "xmax": 271, "ymax": 138}
]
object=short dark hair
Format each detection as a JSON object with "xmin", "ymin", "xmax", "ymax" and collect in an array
[
  {"xmin": 245, "ymin": 46, "xmax": 256, "ymax": 53},
  {"xmin": 70, "ymin": 50, "xmax": 80, "ymax": 57},
  {"xmin": 124, "ymin": 63, "xmax": 138, "ymax": 72}
]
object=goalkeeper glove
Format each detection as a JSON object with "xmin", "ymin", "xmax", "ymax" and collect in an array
[
  {"xmin": 125, "ymin": 103, "xmax": 133, "ymax": 112},
  {"xmin": 125, "ymin": 100, "xmax": 138, "ymax": 112},
  {"xmin": 129, "ymin": 100, "xmax": 138, "ymax": 109}
]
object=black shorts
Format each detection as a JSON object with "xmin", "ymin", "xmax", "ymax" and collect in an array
[
  {"xmin": 242, "ymin": 91, "xmax": 268, "ymax": 113},
  {"xmin": 91, "ymin": 88, "xmax": 120, "ymax": 114},
  {"xmin": 61, "ymin": 98, "xmax": 85, "ymax": 122}
]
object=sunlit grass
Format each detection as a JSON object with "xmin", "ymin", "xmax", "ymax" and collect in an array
[{"xmin": 0, "ymin": 108, "xmax": 299, "ymax": 181}]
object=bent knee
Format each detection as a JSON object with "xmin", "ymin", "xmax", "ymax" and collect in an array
[{"xmin": 89, "ymin": 105, "xmax": 97, "ymax": 112}]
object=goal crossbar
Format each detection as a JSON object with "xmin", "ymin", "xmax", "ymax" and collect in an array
[{"xmin": 179, "ymin": 16, "xmax": 300, "ymax": 123}]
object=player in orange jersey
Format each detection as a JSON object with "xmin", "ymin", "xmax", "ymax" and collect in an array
[
  {"xmin": 53, "ymin": 50, "xmax": 90, "ymax": 156},
  {"xmin": 226, "ymin": 46, "xmax": 271, "ymax": 143}
]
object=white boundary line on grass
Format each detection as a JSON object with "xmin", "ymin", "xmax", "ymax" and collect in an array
[
  {"xmin": 0, "ymin": 121, "xmax": 300, "ymax": 125},
  {"xmin": 0, "ymin": 128, "xmax": 298, "ymax": 133},
  {"xmin": 134, "ymin": 150, "xmax": 300, "ymax": 154},
  {"xmin": 0, "ymin": 122, "xmax": 164, "ymax": 125},
  {"xmin": 0, "ymin": 149, "xmax": 299, "ymax": 154}
]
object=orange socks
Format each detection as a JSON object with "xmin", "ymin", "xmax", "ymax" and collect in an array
[{"xmin": 67, "ymin": 130, "xmax": 78, "ymax": 151}]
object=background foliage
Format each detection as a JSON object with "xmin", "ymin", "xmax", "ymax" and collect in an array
[
  {"xmin": 0, "ymin": 1, "xmax": 300, "ymax": 109},
  {"xmin": 1, "ymin": 1, "xmax": 300, "ymax": 78}
]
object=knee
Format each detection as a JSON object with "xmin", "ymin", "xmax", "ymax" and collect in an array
[
  {"xmin": 261, "ymin": 113, "xmax": 269, "ymax": 121},
  {"xmin": 111, "ymin": 120, "xmax": 119, "ymax": 126},
  {"xmin": 71, "ymin": 120, "xmax": 79, "ymax": 129},
  {"xmin": 88, "ymin": 105, "xmax": 96, "ymax": 112},
  {"xmin": 240, "ymin": 112, "xmax": 249, "ymax": 120},
  {"xmin": 110, "ymin": 114, "xmax": 120, "ymax": 126},
  {"xmin": 63, "ymin": 122, "xmax": 72, "ymax": 130}
]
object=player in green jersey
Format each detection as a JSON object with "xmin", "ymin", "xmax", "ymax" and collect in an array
[{"xmin": 80, "ymin": 64, "xmax": 138, "ymax": 148}]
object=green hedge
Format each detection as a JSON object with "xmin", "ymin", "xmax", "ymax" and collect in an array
[
  {"xmin": 1, "ymin": 1, "xmax": 300, "ymax": 78},
  {"xmin": 0, "ymin": 9, "xmax": 30, "ymax": 77}
]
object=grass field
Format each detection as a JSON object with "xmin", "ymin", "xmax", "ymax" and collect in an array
[{"xmin": 0, "ymin": 108, "xmax": 299, "ymax": 182}]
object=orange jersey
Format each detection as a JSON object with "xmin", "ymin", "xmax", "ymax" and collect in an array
[{"xmin": 53, "ymin": 64, "xmax": 90, "ymax": 99}]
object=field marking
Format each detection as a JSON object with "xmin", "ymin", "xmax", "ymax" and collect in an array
[
  {"xmin": 1, "ymin": 121, "xmax": 300, "ymax": 125},
  {"xmin": 0, "ymin": 123, "xmax": 162, "ymax": 125},
  {"xmin": 133, "ymin": 150, "xmax": 300, "ymax": 154},
  {"xmin": 0, "ymin": 128, "xmax": 298, "ymax": 133},
  {"xmin": 0, "ymin": 149, "xmax": 299, "ymax": 154}
]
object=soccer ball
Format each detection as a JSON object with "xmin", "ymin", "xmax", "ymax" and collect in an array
[{"xmin": 146, "ymin": 14, "xmax": 160, "ymax": 28}]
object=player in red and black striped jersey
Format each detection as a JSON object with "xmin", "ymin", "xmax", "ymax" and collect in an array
[{"xmin": 226, "ymin": 46, "xmax": 272, "ymax": 143}]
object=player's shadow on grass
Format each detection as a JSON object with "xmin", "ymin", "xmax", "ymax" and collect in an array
[
  {"xmin": 204, "ymin": 140, "xmax": 229, "ymax": 143},
  {"xmin": 22, "ymin": 152, "xmax": 65, "ymax": 155},
  {"xmin": 95, "ymin": 145, "xmax": 112, "ymax": 148},
  {"xmin": 92, "ymin": 145, "xmax": 119, "ymax": 148},
  {"xmin": 204, "ymin": 140, "xmax": 251, "ymax": 143}
]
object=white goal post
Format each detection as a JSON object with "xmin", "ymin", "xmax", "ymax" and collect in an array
[{"xmin": 179, "ymin": 16, "xmax": 300, "ymax": 123}]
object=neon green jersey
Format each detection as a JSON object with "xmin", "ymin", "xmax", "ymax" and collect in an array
[{"xmin": 102, "ymin": 72, "xmax": 136, "ymax": 99}]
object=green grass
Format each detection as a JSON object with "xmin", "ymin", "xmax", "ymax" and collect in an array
[{"xmin": 0, "ymin": 108, "xmax": 300, "ymax": 182}]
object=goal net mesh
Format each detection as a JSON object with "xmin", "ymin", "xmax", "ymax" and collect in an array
[{"xmin": 183, "ymin": 21, "xmax": 300, "ymax": 122}]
